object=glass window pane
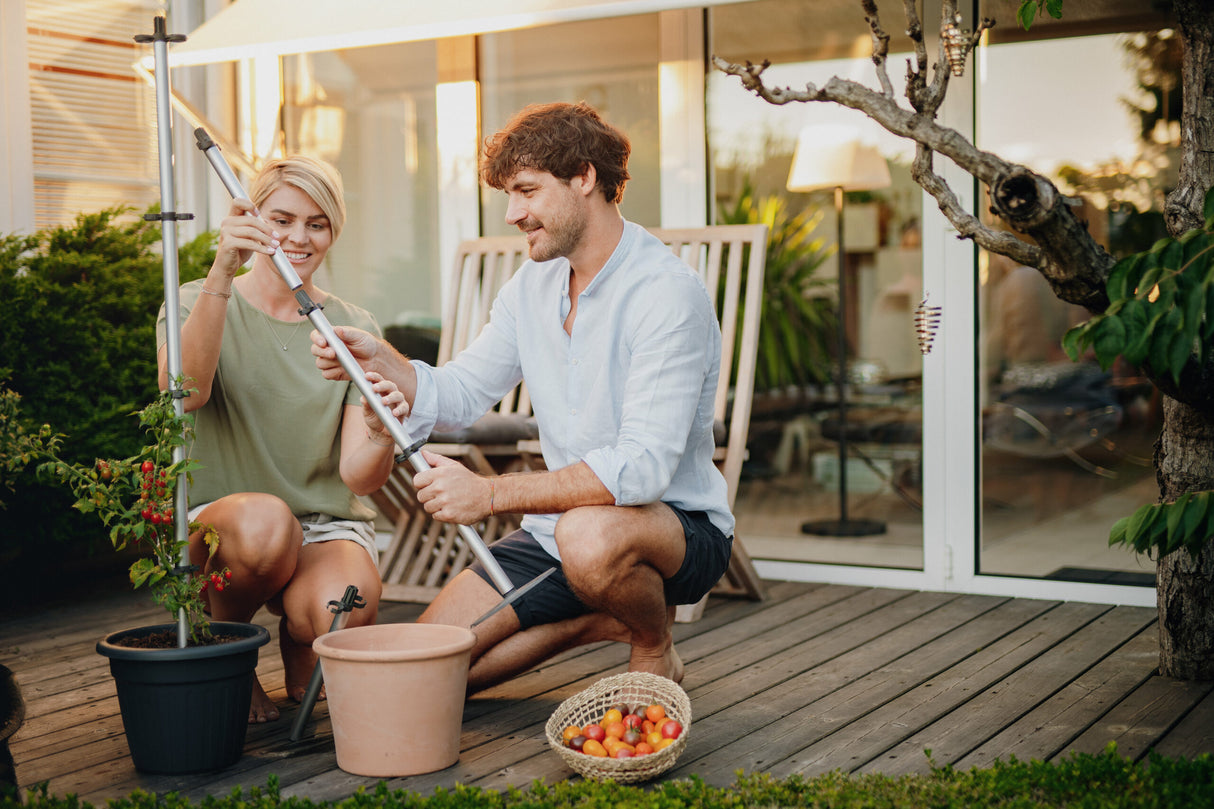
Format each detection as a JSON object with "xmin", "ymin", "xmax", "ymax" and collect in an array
[
  {"xmin": 282, "ymin": 44, "xmax": 442, "ymax": 341},
  {"xmin": 710, "ymin": 0, "xmax": 924, "ymax": 570},
  {"xmin": 976, "ymin": 19, "xmax": 1169, "ymax": 586},
  {"xmin": 477, "ymin": 15, "xmax": 661, "ymax": 232}
]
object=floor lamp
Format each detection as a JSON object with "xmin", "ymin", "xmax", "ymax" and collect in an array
[{"xmin": 787, "ymin": 125, "xmax": 891, "ymax": 537}]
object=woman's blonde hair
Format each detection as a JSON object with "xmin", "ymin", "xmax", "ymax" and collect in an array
[{"xmin": 248, "ymin": 155, "xmax": 347, "ymax": 241}]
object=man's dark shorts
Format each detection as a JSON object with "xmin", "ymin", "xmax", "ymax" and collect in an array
[{"xmin": 468, "ymin": 505, "xmax": 733, "ymax": 630}]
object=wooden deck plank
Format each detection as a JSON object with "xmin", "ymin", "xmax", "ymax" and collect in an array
[
  {"xmin": 1151, "ymin": 688, "xmax": 1214, "ymax": 760},
  {"xmin": 1060, "ymin": 675, "xmax": 1214, "ymax": 762},
  {"xmin": 768, "ymin": 600, "xmax": 1106, "ymax": 779},
  {"xmin": 681, "ymin": 595, "xmax": 1052, "ymax": 784},
  {"xmin": 849, "ymin": 605, "xmax": 1156, "ymax": 776},
  {"xmin": 5, "ymin": 581, "xmax": 1213, "ymax": 802},
  {"xmin": 953, "ymin": 626, "xmax": 1160, "ymax": 769}
]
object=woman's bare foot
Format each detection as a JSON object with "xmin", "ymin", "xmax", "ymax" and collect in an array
[
  {"xmin": 279, "ymin": 616, "xmax": 322, "ymax": 703},
  {"xmin": 249, "ymin": 675, "xmax": 280, "ymax": 723}
]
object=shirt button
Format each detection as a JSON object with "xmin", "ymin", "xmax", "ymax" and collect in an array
[{"xmin": 570, "ymin": 408, "xmax": 578, "ymax": 415}]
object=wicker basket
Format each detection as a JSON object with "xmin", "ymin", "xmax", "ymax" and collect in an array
[{"xmin": 545, "ymin": 672, "xmax": 690, "ymax": 783}]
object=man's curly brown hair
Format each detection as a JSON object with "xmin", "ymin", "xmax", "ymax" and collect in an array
[{"xmin": 481, "ymin": 102, "xmax": 631, "ymax": 204}]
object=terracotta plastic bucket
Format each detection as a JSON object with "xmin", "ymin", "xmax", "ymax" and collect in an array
[{"xmin": 313, "ymin": 623, "xmax": 476, "ymax": 777}]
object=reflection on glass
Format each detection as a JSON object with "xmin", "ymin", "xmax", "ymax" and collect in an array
[
  {"xmin": 282, "ymin": 44, "xmax": 442, "ymax": 338},
  {"xmin": 477, "ymin": 16, "xmax": 661, "ymax": 232},
  {"xmin": 978, "ymin": 28, "xmax": 1167, "ymax": 586},
  {"xmin": 710, "ymin": 0, "xmax": 924, "ymax": 570}
]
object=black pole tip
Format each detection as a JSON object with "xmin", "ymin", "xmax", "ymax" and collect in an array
[{"xmin": 194, "ymin": 128, "xmax": 216, "ymax": 151}]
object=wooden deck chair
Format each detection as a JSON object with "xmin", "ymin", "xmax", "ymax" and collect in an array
[{"xmin": 371, "ymin": 236, "xmax": 534, "ymax": 602}]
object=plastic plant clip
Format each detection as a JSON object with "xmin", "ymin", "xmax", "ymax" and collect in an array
[{"xmin": 915, "ymin": 293, "xmax": 943, "ymax": 355}]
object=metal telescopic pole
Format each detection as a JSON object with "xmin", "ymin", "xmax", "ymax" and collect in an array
[
  {"xmin": 135, "ymin": 16, "xmax": 192, "ymax": 647},
  {"xmin": 192, "ymin": 128, "xmax": 525, "ymax": 597}
]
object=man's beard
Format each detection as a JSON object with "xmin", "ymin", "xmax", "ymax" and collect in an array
[{"xmin": 522, "ymin": 207, "xmax": 586, "ymax": 262}]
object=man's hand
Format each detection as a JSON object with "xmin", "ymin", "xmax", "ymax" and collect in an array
[
  {"xmin": 413, "ymin": 449, "xmax": 494, "ymax": 524},
  {"xmin": 311, "ymin": 325, "xmax": 380, "ymax": 381}
]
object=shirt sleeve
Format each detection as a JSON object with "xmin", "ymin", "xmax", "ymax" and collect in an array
[{"xmin": 406, "ymin": 277, "xmax": 526, "ymax": 438}]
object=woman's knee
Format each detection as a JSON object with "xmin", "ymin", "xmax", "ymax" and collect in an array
[{"xmin": 197, "ymin": 493, "xmax": 300, "ymax": 573}]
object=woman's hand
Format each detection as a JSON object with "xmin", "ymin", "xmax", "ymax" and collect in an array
[
  {"xmin": 212, "ymin": 198, "xmax": 279, "ymax": 280},
  {"xmin": 361, "ymin": 371, "xmax": 408, "ymax": 447}
]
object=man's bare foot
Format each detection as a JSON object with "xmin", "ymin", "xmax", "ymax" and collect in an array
[
  {"xmin": 249, "ymin": 675, "xmax": 280, "ymax": 723},
  {"xmin": 629, "ymin": 635, "xmax": 684, "ymax": 683},
  {"xmin": 279, "ymin": 616, "xmax": 322, "ymax": 703}
]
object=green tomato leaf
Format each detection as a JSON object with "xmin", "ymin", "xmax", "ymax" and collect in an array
[
  {"xmin": 1109, "ymin": 516, "xmax": 1130, "ymax": 548},
  {"xmin": 1204, "ymin": 186, "xmax": 1214, "ymax": 224},
  {"xmin": 1045, "ymin": 0, "xmax": 1064, "ymax": 18}
]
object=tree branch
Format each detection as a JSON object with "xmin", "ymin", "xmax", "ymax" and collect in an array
[{"xmin": 710, "ymin": 2, "xmax": 1113, "ymax": 312}]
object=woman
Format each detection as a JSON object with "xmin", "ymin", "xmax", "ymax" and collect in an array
[{"xmin": 156, "ymin": 156, "xmax": 404, "ymax": 723}]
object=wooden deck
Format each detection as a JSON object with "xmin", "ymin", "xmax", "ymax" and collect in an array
[{"xmin": 5, "ymin": 580, "xmax": 1214, "ymax": 803}]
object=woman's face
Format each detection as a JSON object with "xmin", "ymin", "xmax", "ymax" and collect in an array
[{"xmin": 256, "ymin": 184, "xmax": 334, "ymax": 281}]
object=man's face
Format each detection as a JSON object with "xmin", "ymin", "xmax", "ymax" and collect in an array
[{"xmin": 504, "ymin": 169, "xmax": 587, "ymax": 262}]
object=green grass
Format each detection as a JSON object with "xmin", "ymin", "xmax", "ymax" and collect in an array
[{"xmin": 4, "ymin": 747, "xmax": 1212, "ymax": 809}]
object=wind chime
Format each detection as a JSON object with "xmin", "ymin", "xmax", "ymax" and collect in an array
[
  {"xmin": 942, "ymin": 13, "xmax": 969, "ymax": 77},
  {"xmin": 915, "ymin": 293, "xmax": 942, "ymax": 355}
]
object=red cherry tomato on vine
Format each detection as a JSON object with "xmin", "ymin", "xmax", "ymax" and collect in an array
[{"xmin": 140, "ymin": 461, "xmax": 155, "ymax": 473}]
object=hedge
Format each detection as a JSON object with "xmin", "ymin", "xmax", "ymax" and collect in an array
[{"xmin": 4, "ymin": 748, "xmax": 1213, "ymax": 809}]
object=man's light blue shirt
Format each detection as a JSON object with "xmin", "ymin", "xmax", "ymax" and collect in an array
[{"xmin": 406, "ymin": 220, "xmax": 734, "ymax": 560}]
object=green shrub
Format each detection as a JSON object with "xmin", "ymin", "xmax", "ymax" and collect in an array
[
  {"xmin": 0, "ymin": 207, "xmax": 213, "ymax": 602},
  {"xmin": 4, "ymin": 748, "xmax": 1211, "ymax": 809}
]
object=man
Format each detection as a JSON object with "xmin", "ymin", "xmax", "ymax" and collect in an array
[{"xmin": 311, "ymin": 101, "xmax": 733, "ymax": 693}]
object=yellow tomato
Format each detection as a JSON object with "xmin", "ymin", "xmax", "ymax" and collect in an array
[
  {"xmin": 655, "ymin": 737, "xmax": 676, "ymax": 751},
  {"xmin": 645, "ymin": 730, "xmax": 664, "ymax": 747},
  {"xmin": 583, "ymin": 739, "xmax": 608, "ymax": 757},
  {"xmin": 562, "ymin": 725, "xmax": 582, "ymax": 743},
  {"xmin": 602, "ymin": 708, "xmax": 623, "ymax": 726}
]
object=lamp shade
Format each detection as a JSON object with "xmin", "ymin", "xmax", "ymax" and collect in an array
[{"xmin": 787, "ymin": 125, "xmax": 891, "ymax": 192}]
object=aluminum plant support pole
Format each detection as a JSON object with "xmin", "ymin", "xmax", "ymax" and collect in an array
[
  {"xmin": 193, "ymin": 128, "xmax": 520, "ymax": 596},
  {"xmin": 135, "ymin": 16, "xmax": 192, "ymax": 648}
]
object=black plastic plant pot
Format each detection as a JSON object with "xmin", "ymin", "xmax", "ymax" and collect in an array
[{"xmin": 97, "ymin": 621, "xmax": 271, "ymax": 774}]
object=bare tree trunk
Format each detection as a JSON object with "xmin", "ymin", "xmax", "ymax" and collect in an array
[
  {"xmin": 1156, "ymin": 401, "xmax": 1214, "ymax": 678},
  {"xmin": 1156, "ymin": 0, "xmax": 1214, "ymax": 679}
]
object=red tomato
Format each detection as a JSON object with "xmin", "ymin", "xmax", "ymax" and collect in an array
[
  {"xmin": 614, "ymin": 748, "xmax": 633, "ymax": 759},
  {"xmin": 623, "ymin": 713, "xmax": 644, "ymax": 730},
  {"xmin": 583, "ymin": 723, "xmax": 606, "ymax": 742},
  {"xmin": 660, "ymin": 719, "xmax": 683, "ymax": 739}
]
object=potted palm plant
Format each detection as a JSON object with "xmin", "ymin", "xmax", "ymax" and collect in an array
[{"xmin": 38, "ymin": 387, "xmax": 270, "ymax": 774}]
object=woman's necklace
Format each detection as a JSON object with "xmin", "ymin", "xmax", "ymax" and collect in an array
[{"xmin": 258, "ymin": 308, "xmax": 305, "ymax": 351}]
